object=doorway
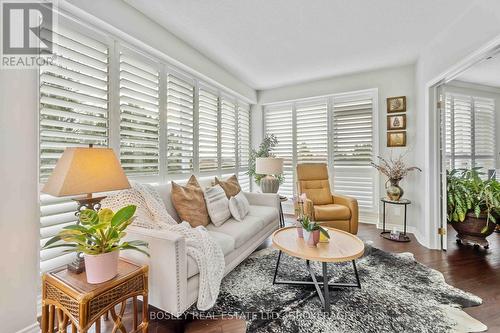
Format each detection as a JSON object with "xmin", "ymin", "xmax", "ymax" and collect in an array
[{"xmin": 436, "ymin": 53, "xmax": 500, "ymax": 250}]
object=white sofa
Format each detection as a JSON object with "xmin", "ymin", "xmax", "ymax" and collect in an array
[{"xmin": 120, "ymin": 179, "xmax": 281, "ymax": 316}]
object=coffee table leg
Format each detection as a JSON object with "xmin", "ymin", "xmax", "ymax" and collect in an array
[
  {"xmin": 322, "ymin": 262, "xmax": 331, "ymax": 315},
  {"xmin": 353, "ymin": 260, "xmax": 361, "ymax": 288},
  {"xmin": 273, "ymin": 250, "xmax": 282, "ymax": 285}
]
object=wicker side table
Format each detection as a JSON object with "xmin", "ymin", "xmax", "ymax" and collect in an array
[{"xmin": 41, "ymin": 258, "xmax": 148, "ymax": 333}]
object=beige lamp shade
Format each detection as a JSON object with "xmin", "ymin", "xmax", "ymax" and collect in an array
[
  {"xmin": 256, "ymin": 157, "xmax": 284, "ymax": 175},
  {"xmin": 42, "ymin": 147, "xmax": 131, "ymax": 197}
]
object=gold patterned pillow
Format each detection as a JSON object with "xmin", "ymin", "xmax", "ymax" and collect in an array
[
  {"xmin": 215, "ymin": 175, "xmax": 242, "ymax": 198},
  {"xmin": 171, "ymin": 175, "xmax": 210, "ymax": 227}
]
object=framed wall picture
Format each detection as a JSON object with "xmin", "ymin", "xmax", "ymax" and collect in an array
[
  {"xmin": 387, "ymin": 131, "xmax": 407, "ymax": 147},
  {"xmin": 387, "ymin": 114, "xmax": 406, "ymax": 130},
  {"xmin": 387, "ymin": 96, "xmax": 406, "ymax": 113}
]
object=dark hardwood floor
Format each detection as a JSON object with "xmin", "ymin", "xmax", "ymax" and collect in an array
[{"xmin": 97, "ymin": 221, "xmax": 500, "ymax": 333}]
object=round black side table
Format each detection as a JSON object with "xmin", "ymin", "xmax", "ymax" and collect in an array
[{"xmin": 380, "ymin": 198, "xmax": 411, "ymax": 242}]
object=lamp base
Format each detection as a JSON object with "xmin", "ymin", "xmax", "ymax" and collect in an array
[
  {"xmin": 67, "ymin": 253, "xmax": 85, "ymax": 274},
  {"xmin": 260, "ymin": 175, "xmax": 280, "ymax": 193},
  {"xmin": 68, "ymin": 195, "xmax": 106, "ymax": 274}
]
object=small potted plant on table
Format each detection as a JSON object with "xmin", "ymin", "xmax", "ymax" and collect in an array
[
  {"xmin": 300, "ymin": 216, "xmax": 330, "ymax": 247},
  {"xmin": 447, "ymin": 168, "xmax": 500, "ymax": 249},
  {"xmin": 43, "ymin": 205, "xmax": 149, "ymax": 283}
]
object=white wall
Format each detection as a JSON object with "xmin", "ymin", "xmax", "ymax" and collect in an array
[
  {"xmin": 0, "ymin": 69, "xmax": 40, "ymax": 332},
  {"xmin": 415, "ymin": 0, "xmax": 500, "ymax": 248},
  {"xmin": 255, "ymin": 65, "xmax": 421, "ymax": 237}
]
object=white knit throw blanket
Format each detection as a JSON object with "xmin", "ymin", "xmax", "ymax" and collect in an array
[{"xmin": 101, "ymin": 183, "xmax": 225, "ymax": 311}]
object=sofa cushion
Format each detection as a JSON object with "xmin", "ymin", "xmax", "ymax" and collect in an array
[
  {"xmin": 248, "ymin": 205, "xmax": 278, "ymax": 227},
  {"xmin": 215, "ymin": 174, "xmax": 241, "ymax": 198},
  {"xmin": 206, "ymin": 215, "xmax": 263, "ymax": 248},
  {"xmin": 171, "ymin": 175, "xmax": 210, "ymax": 227},
  {"xmin": 187, "ymin": 231, "xmax": 235, "ymax": 278},
  {"xmin": 314, "ymin": 204, "xmax": 351, "ymax": 221}
]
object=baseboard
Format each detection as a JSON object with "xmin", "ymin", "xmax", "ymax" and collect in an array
[
  {"xmin": 376, "ymin": 222, "xmax": 417, "ymax": 236},
  {"xmin": 16, "ymin": 323, "xmax": 39, "ymax": 333}
]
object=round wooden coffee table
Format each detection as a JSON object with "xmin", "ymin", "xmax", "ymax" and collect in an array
[{"xmin": 272, "ymin": 226, "xmax": 365, "ymax": 314}]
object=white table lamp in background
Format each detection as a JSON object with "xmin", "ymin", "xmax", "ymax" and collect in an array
[
  {"xmin": 42, "ymin": 144, "xmax": 131, "ymax": 273},
  {"xmin": 256, "ymin": 157, "xmax": 284, "ymax": 193}
]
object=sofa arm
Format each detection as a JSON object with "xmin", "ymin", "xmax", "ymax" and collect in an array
[
  {"xmin": 121, "ymin": 226, "xmax": 188, "ymax": 316},
  {"xmin": 243, "ymin": 192, "xmax": 280, "ymax": 211},
  {"xmin": 332, "ymin": 194, "xmax": 359, "ymax": 234}
]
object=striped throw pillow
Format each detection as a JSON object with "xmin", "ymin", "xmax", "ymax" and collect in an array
[
  {"xmin": 204, "ymin": 185, "xmax": 231, "ymax": 226},
  {"xmin": 229, "ymin": 191, "xmax": 250, "ymax": 221}
]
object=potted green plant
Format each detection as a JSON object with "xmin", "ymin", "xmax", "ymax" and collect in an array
[
  {"xmin": 447, "ymin": 168, "xmax": 500, "ymax": 249},
  {"xmin": 300, "ymin": 216, "xmax": 330, "ymax": 247},
  {"xmin": 248, "ymin": 134, "xmax": 284, "ymax": 187},
  {"xmin": 43, "ymin": 205, "xmax": 149, "ymax": 283}
]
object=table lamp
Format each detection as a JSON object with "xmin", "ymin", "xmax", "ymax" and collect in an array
[
  {"xmin": 42, "ymin": 145, "xmax": 131, "ymax": 273},
  {"xmin": 256, "ymin": 157, "xmax": 284, "ymax": 193}
]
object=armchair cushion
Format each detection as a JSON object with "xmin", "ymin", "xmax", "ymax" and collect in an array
[
  {"xmin": 299, "ymin": 179, "xmax": 333, "ymax": 205},
  {"xmin": 314, "ymin": 204, "xmax": 351, "ymax": 221}
]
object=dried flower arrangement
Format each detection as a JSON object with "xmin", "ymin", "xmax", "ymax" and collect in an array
[
  {"xmin": 371, "ymin": 153, "xmax": 422, "ymax": 201},
  {"xmin": 371, "ymin": 154, "xmax": 422, "ymax": 182}
]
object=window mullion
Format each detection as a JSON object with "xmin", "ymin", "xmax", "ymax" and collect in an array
[
  {"xmin": 291, "ymin": 102, "xmax": 298, "ymax": 196},
  {"xmin": 235, "ymin": 102, "xmax": 240, "ymax": 177},
  {"xmin": 217, "ymin": 93, "xmax": 222, "ymax": 177},
  {"xmin": 108, "ymin": 40, "xmax": 120, "ymax": 153},
  {"xmin": 159, "ymin": 65, "xmax": 168, "ymax": 183},
  {"xmin": 193, "ymin": 81, "xmax": 200, "ymax": 176}
]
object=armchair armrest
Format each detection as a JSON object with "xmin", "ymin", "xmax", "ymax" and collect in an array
[
  {"xmin": 121, "ymin": 226, "xmax": 188, "ymax": 316},
  {"xmin": 332, "ymin": 194, "xmax": 359, "ymax": 234}
]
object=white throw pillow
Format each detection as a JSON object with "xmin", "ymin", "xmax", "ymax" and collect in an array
[
  {"xmin": 229, "ymin": 191, "xmax": 250, "ymax": 221},
  {"xmin": 203, "ymin": 184, "xmax": 231, "ymax": 226}
]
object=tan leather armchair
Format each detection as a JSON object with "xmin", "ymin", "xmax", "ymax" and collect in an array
[{"xmin": 296, "ymin": 163, "xmax": 359, "ymax": 234}]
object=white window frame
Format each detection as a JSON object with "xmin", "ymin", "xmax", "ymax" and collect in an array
[{"xmin": 262, "ymin": 89, "xmax": 379, "ymax": 220}]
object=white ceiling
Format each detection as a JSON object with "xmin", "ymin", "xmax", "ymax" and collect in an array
[
  {"xmin": 455, "ymin": 55, "xmax": 500, "ymax": 88},
  {"xmin": 124, "ymin": 0, "xmax": 473, "ymax": 90}
]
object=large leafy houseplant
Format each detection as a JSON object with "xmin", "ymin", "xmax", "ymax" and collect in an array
[
  {"xmin": 43, "ymin": 205, "xmax": 149, "ymax": 256},
  {"xmin": 43, "ymin": 205, "xmax": 148, "ymax": 283},
  {"xmin": 447, "ymin": 168, "xmax": 500, "ymax": 233},
  {"xmin": 247, "ymin": 134, "xmax": 284, "ymax": 186}
]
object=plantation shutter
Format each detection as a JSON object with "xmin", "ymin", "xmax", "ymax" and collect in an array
[
  {"xmin": 238, "ymin": 103, "xmax": 251, "ymax": 191},
  {"xmin": 221, "ymin": 97, "xmax": 237, "ymax": 171},
  {"xmin": 332, "ymin": 94, "xmax": 373, "ymax": 166},
  {"xmin": 473, "ymin": 97, "xmax": 496, "ymax": 171},
  {"xmin": 265, "ymin": 105, "xmax": 294, "ymax": 197},
  {"xmin": 166, "ymin": 73, "xmax": 195, "ymax": 175},
  {"xmin": 445, "ymin": 93, "xmax": 496, "ymax": 172},
  {"xmin": 199, "ymin": 87, "xmax": 219, "ymax": 173},
  {"xmin": 39, "ymin": 26, "xmax": 109, "ymax": 273},
  {"xmin": 296, "ymin": 101, "xmax": 328, "ymax": 164},
  {"xmin": 119, "ymin": 52, "xmax": 160, "ymax": 175},
  {"xmin": 450, "ymin": 94, "xmax": 473, "ymax": 169},
  {"xmin": 332, "ymin": 93, "xmax": 376, "ymax": 217}
]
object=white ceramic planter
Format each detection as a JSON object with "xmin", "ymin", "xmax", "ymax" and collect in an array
[{"xmin": 84, "ymin": 250, "xmax": 119, "ymax": 284}]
